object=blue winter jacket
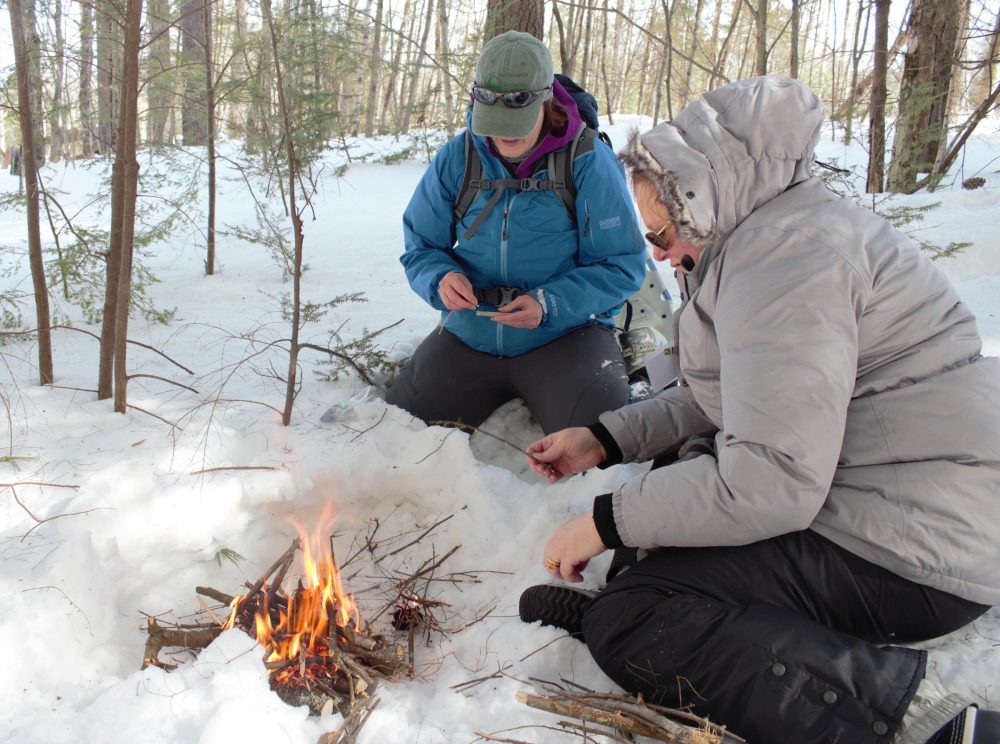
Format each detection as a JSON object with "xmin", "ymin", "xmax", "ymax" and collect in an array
[{"xmin": 400, "ymin": 84, "xmax": 646, "ymax": 357}]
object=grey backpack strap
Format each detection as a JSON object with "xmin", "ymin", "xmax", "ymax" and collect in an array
[
  {"xmin": 456, "ymin": 124, "xmax": 597, "ymax": 239},
  {"xmin": 453, "ymin": 131, "xmax": 482, "ymax": 223},
  {"xmin": 548, "ymin": 123, "xmax": 595, "ymax": 225}
]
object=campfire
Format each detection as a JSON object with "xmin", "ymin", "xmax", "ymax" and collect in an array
[{"xmin": 143, "ymin": 511, "xmax": 408, "ymax": 722}]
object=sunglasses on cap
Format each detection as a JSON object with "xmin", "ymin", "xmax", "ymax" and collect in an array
[{"xmin": 470, "ymin": 83, "xmax": 553, "ymax": 109}]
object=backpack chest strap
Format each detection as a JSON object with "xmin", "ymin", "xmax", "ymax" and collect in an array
[{"xmin": 461, "ymin": 177, "xmax": 567, "ymax": 240}]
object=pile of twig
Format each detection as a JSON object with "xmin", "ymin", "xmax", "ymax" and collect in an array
[
  {"xmin": 500, "ymin": 688, "xmax": 743, "ymax": 744},
  {"xmin": 142, "ymin": 537, "xmax": 407, "ymax": 724},
  {"xmin": 140, "ymin": 512, "xmax": 487, "ymax": 744},
  {"xmin": 233, "ymin": 541, "xmax": 407, "ymax": 715}
]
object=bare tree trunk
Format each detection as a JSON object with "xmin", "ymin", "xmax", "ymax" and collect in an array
[
  {"xmin": 713, "ymin": 0, "xmax": 743, "ymax": 87},
  {"xmin": 837, "ymin": 24, "xmax": 908, "ymax": 119},
  {"xmin": 637, "ymin": 6, "xmax": 655, "ymax": 112},
  {"xmin": 96, "ymin": 0, "xmax": 119, "ymax": 154},
  {"xmin": 682, "ymin": 0, "xmax": 705, "ymax": 105},
  {"xmin": 552, "ymin": 0, "xmax": 571, "ymax": 75},
  {"xmin": 888, "ymin": 0, "xmax": 965, "ymax": 192},
  {"xmin": 843, "ymin": 0, "xmax": 870, "ymax": 144},
  {"xmin": 49, "ymin": 0, "xmax": 67, "ymax": 162},
  {"xmin": 79, "ymin": 0, "xmax": 96, "ymax": 155},
  {"xmin": 944, "ymin": 0, "xmax": 971, "ymax": 122},
  {"xmin": 351, "ymin": 0, "xmax": 372, "ymax": 135},
  {"xmin": 21, "ymin": 0, "xmax": 46, "ymax": 166},
  {"xmin": 228, "ymin": 0, "xmax": 250, "ymax": 134},
  {"xmin": 8, "ymin": 0, "xmax": 53, "ymax": 385},
  {"xmin": 866, "ymin": 0, "xmax": 889, "ymax": 193},
  {"xmin": 827, "ymin": 0, "xmax": 838, "ymax": 134},
  {"xmin": 927, "ymin": 79, "xmax": 1000, "ymax": 185},
  {"xmin": 111, "ymin": 0, "xmax": 143, "ymax": 414},
  {"xmin": 146, "ymin": 0, "xmax": 172, "ymax": 143},
  {"xmin": 580, "ymin": 4, "xmax": 594, "ymax": 89},
  {"xmin": 988, "ymin": 10, "xmax": 999, "ymax": 95},
  {"xmin": 607, "ymin": 0, "xmax": 627, "ymax": 113},
  {"xmin": 651, "ymin": 9, "xmax": 669, "ymax": 123},
  {"xmin": 261, "ymin": 0, "xmax": 306, "ymax": 427},
  {"xmin": 181, "ymin": 0, "xmax": 208, "ymax": 146},
  {"xmin": 600, "ymin": 0, "xmax": 614, "ymax": 123},
  {"xmin": 436, "ymin": 0, "xmax": 455, "ymax": 135},
  {"xmin": 381, "ymin": 0, "xmax": 410, "ymax": 131},
  {"xmin": 485, "ymin": 0, "xmax": 544, "ymax": 41},
  {"xmin": 203, "ymin": 0, "xmax": 217, "ymax": 274},
  {"xmin": 663, "ymin": 0, "xmax": 676, "ymax": 118},
  {"xmin": 400, "ymin": 0, "xmax": 434, "ymax": 133},
  {"xmin": 754, "ymin": 0, "xmax": 768, "ymax": 75},
  {"xmin": 97, "ymin": 2, "xmax": 124, "ymax": 398},
  {"xmin": 566, "ymin": 0, "xmax": 584, "ymax": 76},
  {"xmin": 790, "ymin": 0, "xmax": 800, "ymax": 78},
  {"xmin": 364, "ymin": 0, "xmax": 385, "ymax": 137},
  {"xmin": 737, "ymin": 15, "xmax": 754, "ymax": 79},
  {"xmin": 803, "ymin": 0, "xmax": 818, "ymax": 87}
]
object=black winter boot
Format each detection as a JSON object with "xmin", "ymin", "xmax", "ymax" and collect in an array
[
  {"xmin": 518, "ymin": 585, "xmax": 596, "ymax": 640},
  {"xmin": 926, "ymin": 707, "xmax": 1000, "ymax": 744}
]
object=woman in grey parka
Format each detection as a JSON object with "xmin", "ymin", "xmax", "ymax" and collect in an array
[{"xmin": 520, "ymin": 76, "xmax": 1000, "ymax": 744}]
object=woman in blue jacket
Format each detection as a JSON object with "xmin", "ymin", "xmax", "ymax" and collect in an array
[{"xmin": 386, "ymin": 31, "xmax": 646, "ymax": 434}]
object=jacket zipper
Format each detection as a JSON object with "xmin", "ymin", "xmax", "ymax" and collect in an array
[{"xmin": 497, "ymin": 197, "xmax": 513, "ymax": 355}]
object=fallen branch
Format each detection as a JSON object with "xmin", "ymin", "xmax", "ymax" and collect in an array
[
  {"xmin": 515, "ymin": 690, "xmax": 736, "ymax": 744},
  {"xmin": 189, "ymin": 465, "xmax": 279, "ymax": 475},
  {"xmin": 142, "ymin": 617, "xmax": 222, "ymax": 668},
  {"xmin": 195, "ymin": 586, "xmax": 235, "ymax": 605}
]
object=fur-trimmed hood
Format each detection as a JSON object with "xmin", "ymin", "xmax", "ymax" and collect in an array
[{"xmin": 620, "ymin": 76, "xmax": 823, "ymax": 256}]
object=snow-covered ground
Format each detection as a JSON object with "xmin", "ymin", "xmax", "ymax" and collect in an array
[{"xmin": 1, "ymin": 114, "xmax": 998, "ymax": 743}]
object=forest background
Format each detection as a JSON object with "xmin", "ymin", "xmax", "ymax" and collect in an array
[
  {"xmin": 0, "ymin": 0, "xmax": 999, "ymax": 742},
  {"xmin": 1, "ymin": 0, "xmax": 999, "ymax": 408}
]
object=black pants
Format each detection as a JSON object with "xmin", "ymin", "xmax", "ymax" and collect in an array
[
  {"xmin": 582, "ymin": 530, "xmax": 989, "ymax": 744},
  {"xmin": 385, "ymin": 325, "xmax": 629, "ymax": 434}
]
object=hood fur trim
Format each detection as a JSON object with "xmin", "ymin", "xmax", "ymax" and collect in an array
[{"xmin": 619, "ymin": 128, "xmax": 716, "ymax": 250}]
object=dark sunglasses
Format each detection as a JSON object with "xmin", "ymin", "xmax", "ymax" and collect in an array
[
  {"xmin": 645, "ymin": 223, "xmax": 675, "ymax": 251},
  {"xmin": 471, "ymin": 83, "xmax": 553, "ymax": 109}
]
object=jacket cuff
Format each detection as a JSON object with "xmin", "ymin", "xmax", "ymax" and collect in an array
[
  {"xmin": 529, "ymin": 288, "xmax": 548, "ymax": 324},
  {"xmin": 593, "ymin": 493, "xmax": 624, "ymax": 549},
  {"xmin": 587, "ymin": 422, "xmax": 623, "ymax": 469}
]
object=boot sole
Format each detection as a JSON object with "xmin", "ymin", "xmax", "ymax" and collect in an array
[{"xmin": 519, "ymin": 585, "xmax": 596, "ymax": 639}]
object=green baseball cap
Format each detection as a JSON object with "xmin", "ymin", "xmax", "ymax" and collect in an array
[{"xmin": 471, "ymin": 31, "xmax": 554, "ymax": 139}]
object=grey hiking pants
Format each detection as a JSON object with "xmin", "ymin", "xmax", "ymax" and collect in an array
[
  {"xmin": 385, "ymin": 325, "xmax": 629, "ymax": 434},
  {"xmin": 583, "ymin": 530, "xmax": 989, "ymax": 744}
]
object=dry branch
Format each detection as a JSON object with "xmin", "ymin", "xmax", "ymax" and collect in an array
[
  {"xmin": 195, "ymin": 586, "xmax": 235, "ymax": 605},
  {"xmin": 429, "ymin": 420, "xmax": 528, "ymax": 456},
  {"xmin": 515, "ymin": 690, "xmax": 736, "ymax": 744},
  {"xmin": 142, "ymin": 617, "xmax": 222, "ymax": 668},
  {"xmin": 189, "ymin": 465, "xmax": 279, "ymax": 475}
]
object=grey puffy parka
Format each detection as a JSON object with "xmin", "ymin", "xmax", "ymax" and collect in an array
[{"xmin": 603, "ymin": 76, "xmax": 1000, "ymax": 605}]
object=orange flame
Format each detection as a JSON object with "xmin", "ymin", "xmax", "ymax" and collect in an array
[{"xmin": 225, "ymin": 507, "xmax": 358, "ymax": 672}]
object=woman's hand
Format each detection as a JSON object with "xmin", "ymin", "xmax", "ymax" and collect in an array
[
  {"xmin": 526, "ymin": 427, "xmax": 607, "ymax": 483},
  {"xmin": 438, "ymin": 272, "xmax": 478, "ymax": 311},
  {"xmin": 542, "ymin": 512, "xmax": 607, "ymax": 582},
  {"xmin": 493, "ymin": 295, "xmax": 543, "ymax": 329}
]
